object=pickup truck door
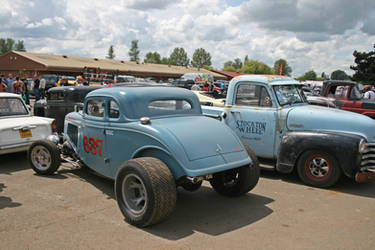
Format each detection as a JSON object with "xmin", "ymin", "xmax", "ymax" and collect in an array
[
  {"xmin": 225, "ymin": 83, "xmax": 277, "ymax": 159},
  {"xmin": 81, "ymin": 98, "xmax": 111, "ymax": 177}
]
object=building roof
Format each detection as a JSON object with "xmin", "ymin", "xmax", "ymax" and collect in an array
[
  {"xmin": 8, "ymin": 51, "xmax": 225, "ymax": 79},
  {"xmin": 211, "ymin": 70, "xmax": 247, "ymax": 79}
]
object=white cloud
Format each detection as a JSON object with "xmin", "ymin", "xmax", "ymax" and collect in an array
[{"xmin": 1, "ymin": 0, "xmax": 375, "ymax": 77}]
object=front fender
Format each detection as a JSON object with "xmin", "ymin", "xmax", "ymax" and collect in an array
[{"xmin": 276, "ymin": 131, "xmax": 363, "ymax": 177}]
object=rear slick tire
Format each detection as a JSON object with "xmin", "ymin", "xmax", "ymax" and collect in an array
[{"xmin": 115, "ymin": 157, "xmax": 176, "ymax": 227}]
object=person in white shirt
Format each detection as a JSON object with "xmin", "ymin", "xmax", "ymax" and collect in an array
[
  {"xmin": 39, "ymin": 77, "xmax": 46, "ymax": 99},
  {"xmin": 363, "ymin": 86, "xmax": 375, "ymax": 100}
]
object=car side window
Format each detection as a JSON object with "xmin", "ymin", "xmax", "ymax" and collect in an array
[
  {"xmin": 334, "ymin": 86, "xmax": 349, "ymax": 98},
  {"xmin": 86, "ymin": 99, "xmax": 105, "ymax": 117},
  {"xmin": 109, "ymin": 100, "xmax": 120, "ymax": 119},
  {"xmin": 236, "ymin": 84, "xmax": 271, "ymax": 107}
]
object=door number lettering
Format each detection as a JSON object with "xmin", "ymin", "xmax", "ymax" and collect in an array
[{"xmin": 83, "ymin": 136, "xmax": 103, "ymax": 156}]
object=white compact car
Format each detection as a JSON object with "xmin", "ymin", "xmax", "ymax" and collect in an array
[{"xmin": 0, "ymin": 93, "xmax": 56, "ymax": 155}]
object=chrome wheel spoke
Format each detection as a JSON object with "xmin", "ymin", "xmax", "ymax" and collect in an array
[{"xmin": 308, "ymin": 157, "xmax": 330, "ymax": 178}]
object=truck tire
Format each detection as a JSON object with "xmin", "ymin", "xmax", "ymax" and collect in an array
[
  {"xmin": 210, "ymin": 165, "xmax": 256, "ymax": 197},
  {"xmin": 115, "ymin": 157, "xmax": 177, "ymax": 227},
  {"xmin": 28, "ymin": 139, "xmax": 61, "ymax": 175},
  {"xmin": 296, "ymin": 150, "xmax": 341, "ymax": 187}
]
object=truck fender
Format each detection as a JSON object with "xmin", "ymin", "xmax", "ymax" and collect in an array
[
  {"xmin": 132, "ymin": 146, "xmax": 185, "ymax": 179},
  {"xmin": 276, "ymin": 131, "xmax": 363, "ymax": 177}
]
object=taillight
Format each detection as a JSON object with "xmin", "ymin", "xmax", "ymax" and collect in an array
[{"xmin": 51, "ymin": 121, "xmax": 57, "ymax": 133}]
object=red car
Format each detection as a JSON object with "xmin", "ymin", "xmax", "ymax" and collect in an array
[{"xmin": 319, "ymin": 80, "xmax": 375, "ymax": 118}]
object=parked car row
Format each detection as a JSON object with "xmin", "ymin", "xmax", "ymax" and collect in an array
[{"xmin": 2, "ymin": 76, "xmax": 375, "ymax": 228}]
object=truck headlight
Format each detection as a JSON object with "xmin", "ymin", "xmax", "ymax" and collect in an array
[{"xmin": 358, "ymin": 139, "xmax": 367, "ymax": 153}]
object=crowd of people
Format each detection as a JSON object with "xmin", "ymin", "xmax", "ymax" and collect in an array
[{"xmin": 0, "ymin": 74, "xmax": 46, "ymax": 104}]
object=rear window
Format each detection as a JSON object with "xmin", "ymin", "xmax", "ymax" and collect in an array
[
  {"xmin": 48, "ymin": 92, "xmax": 65, "ymax": 101},
  {"xmin": 148, "ymin": 100, "xmax": 192, "ymax": 111}
]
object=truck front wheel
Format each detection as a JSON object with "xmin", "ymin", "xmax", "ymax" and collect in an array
[
  {"xmin": 297, "ymin": 150, "xmax": 341, "ymax": 187},
  {"xmin": 115, "ymin": 157, "xmax": 176, "ymax": 227}
]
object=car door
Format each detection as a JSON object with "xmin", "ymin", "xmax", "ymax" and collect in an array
[
  {"xmin": 225, "ymin": 82, "xmax": 277, "ymax": 159},
  {"xmin": 104, "ymin": 99, "xmax": 137, "ymax": 179},
  {"xmin": 81, "ymin": 97, "xmax": 110, "ymax": 177}
]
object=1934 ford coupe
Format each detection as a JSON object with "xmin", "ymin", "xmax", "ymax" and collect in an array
[{"xmin": 28, "ymin": 86, "xmax": 259, "ymax": 227}]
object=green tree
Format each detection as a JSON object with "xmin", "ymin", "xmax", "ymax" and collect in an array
[
  {"xmin": 191, "ymin": 48, "xmax": 211, "ymax": 69},
  {"xmin": 106, "ymin": 45, "xmax": 115, "ymax": 59},
  {"xmin": 144, "ymin": 52, "xmax": 161, "ymax": 64},
  {"xmin": 330, "ymin": 70, "xmax": 350, "ymax": 80},
  {"xmin": 128, "ymin": 40, "xmax": 140, "ymax": 62},
  {"xmin": 240, "ymin": 60, "xmax": 273, "ymax": 74},
  {"xmin": 0, "ymin": 38, "xmax": 16, "ymax": 55},
  {"xmin": 321, "ymin": 72, "xmax": 328, "ymax": 80},
  {"xmin": 223, "ymin": 60, "xmax": 234, "ymax": 68},
  {"xmin": 297, "ymin": 70, "xmax": 317, "ymax": 81},
  {"xmin": 244, "ymin": 55, "xmax": 249, "ymax": 63},
  {"xmin": 14, "ymin": 40, "xmax": 26, "ymax": 52},
  {"xmin": 169, "ymin": 47, "xmax": 189, "ymax": 66},
  {"xmin": 350, "ymin": 44, "xmax": 375, "ymax": 84},
  {"xmin": 223, "ymin": 58, "xmax": 242, "ymax": 71},
  {"xmin": 223, "ymin": 65, "xmax": 236, "ymax": 72},
  {"xmin": 273, "ymin": 59, "xmax": 292, "ymax": 76},
  {"xmin": 161, "ymin": 57, "xmax": 170, "ymax": 65},
  {"xmin": 233, "ymin": 58, "xmax": 243, "ymax": 70},
  {"xmin": 202, "ymin": 65, "xmax": 213, "ymax": 71}
]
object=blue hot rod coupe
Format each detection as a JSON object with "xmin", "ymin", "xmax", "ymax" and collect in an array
[{"xmin": 28, "ymin": 86, "xmax": 259, "ymax": 227}]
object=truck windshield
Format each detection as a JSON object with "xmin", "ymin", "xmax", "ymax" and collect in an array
[
  {"xmin": 273, "ymin": 85, "xmax": 306, "ymax": 106},
  {"xmin": 350, "ymin": 85, "xmax": 363, "ymax": 99}
]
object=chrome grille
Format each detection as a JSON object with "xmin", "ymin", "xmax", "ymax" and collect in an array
[{"xmin": 361, "ymin": 143, "xmax": 375, "ymax": 170}]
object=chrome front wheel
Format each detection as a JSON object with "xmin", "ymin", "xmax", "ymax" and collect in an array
[{"xmin": 28, "ymin": 140, "xmax": 61, "ymax": 175}]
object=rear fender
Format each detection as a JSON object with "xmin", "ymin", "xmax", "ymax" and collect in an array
[{"xmin": 133, "ymin": 147, "xmax": 184, "ymax": 179}]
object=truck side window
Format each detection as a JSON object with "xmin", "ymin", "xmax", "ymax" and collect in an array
[
  {"xmin": 86, "ymin": 99, "xmax": 105, "ymax": 117},
  {"xmin": 235, "ymin": 85, "xmax": 271, "ymax": 107},
  {"xmin": 109, "ymin": 100, "xmax": 120, "ymax": 118}
]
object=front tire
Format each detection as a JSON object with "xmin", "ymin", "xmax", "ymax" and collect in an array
[
  {"xmin": 115, "ymin": 157, "xmax": 177, "ymax": 227},
  {"xmin": 297, "ymin": 150, "xmax": 341, "ymax": 187},
  {"xmin": 28, "ymin": 139, "xmax": 61, "ymax": 175}
]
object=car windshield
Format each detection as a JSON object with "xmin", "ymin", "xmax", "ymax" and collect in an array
[
  {"xmin": 0, "ymin": 97, "xmax": 28, "ymax": 116},
  {"xmin": 273, "ymin": 85, "xmax": 306, "ymax": 106}
]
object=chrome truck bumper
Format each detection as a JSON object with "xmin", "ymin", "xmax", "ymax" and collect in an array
[{"xmin": 357, "ymin": 142, "xmax": 375, "ymax": 183}]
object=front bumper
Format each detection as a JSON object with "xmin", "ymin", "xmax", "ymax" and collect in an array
[{"xmin": 355, "ymin": 169, "xmax": 375, "ymax": 183}]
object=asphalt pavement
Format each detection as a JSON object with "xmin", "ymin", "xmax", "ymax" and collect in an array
[{"xmin": 1, "ymin": 152, "xmax": 374, "ymax": 250}]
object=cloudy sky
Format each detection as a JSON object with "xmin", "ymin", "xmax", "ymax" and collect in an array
[{"xmin": 1, "ymin": 0, "xmax": 375, "ymax": 77}]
